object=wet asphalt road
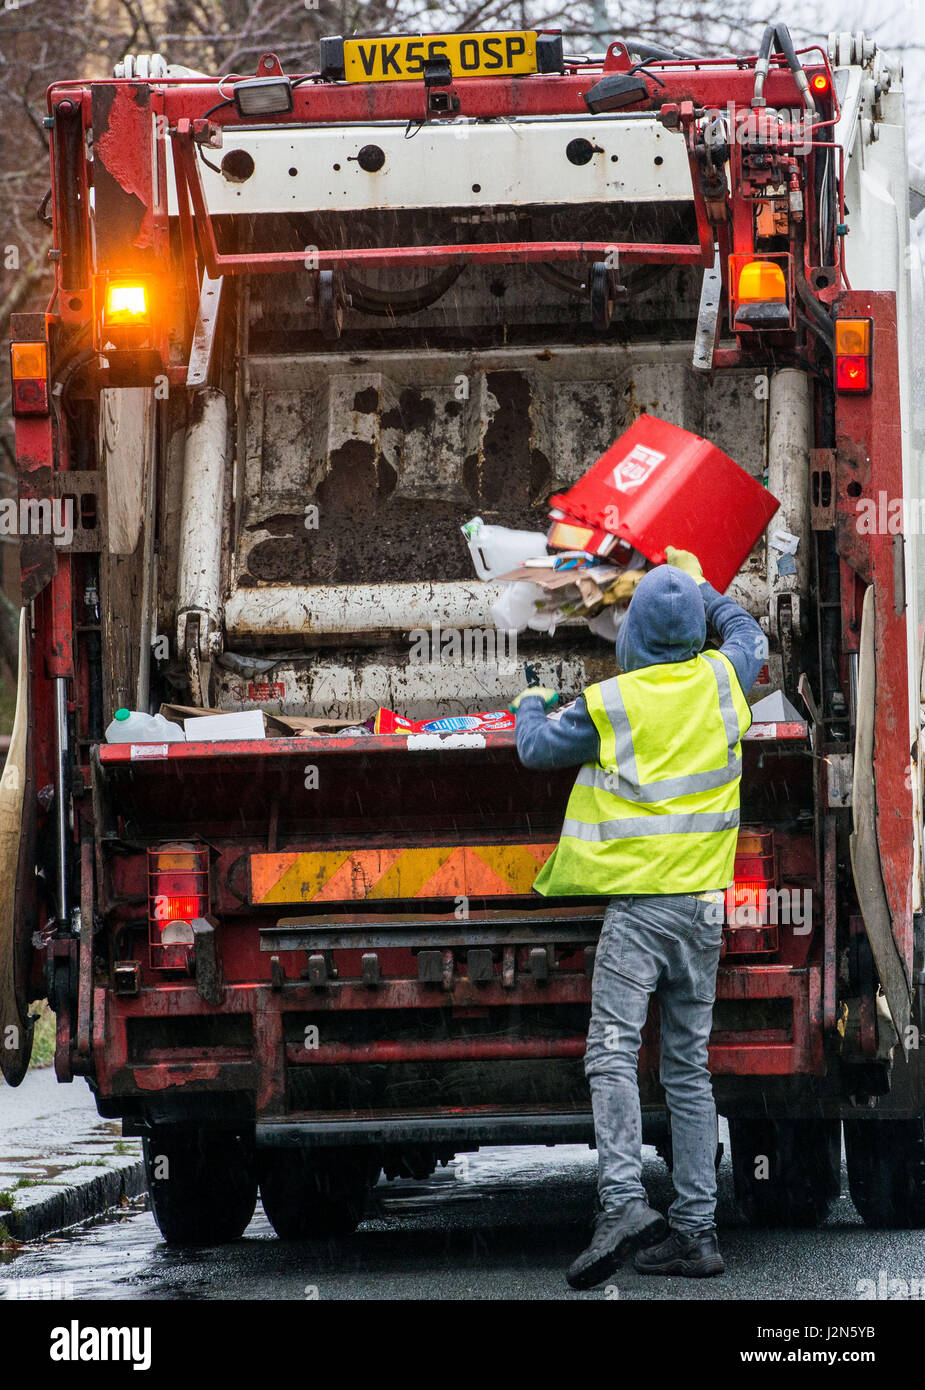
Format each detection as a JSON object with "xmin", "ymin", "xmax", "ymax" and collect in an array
[{"xmin": 3, "ymin": 1131, "xmax": 925, "ymax": 1301}]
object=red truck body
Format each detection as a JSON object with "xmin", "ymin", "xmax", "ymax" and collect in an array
[{"xmin": 4, "ymin": 27, "xmax": 924, "ymax": 1239}]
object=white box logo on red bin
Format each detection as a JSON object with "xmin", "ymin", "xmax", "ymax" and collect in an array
[{"xmin": 610, "ymin": 444, "xmax": 666, "ymax": 492}]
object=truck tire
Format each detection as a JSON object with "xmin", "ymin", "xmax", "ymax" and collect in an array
[
  {"xmin": 258, "ymin": 1148, "xmax": 374, "ymax": 1239},
  {"xmin": 729, "ymin": 1118, "xmax": 841, "ymax": 1227},
  {"xmin": 143, "ymin": 1130, "xmax": 257, "ymax": 1246},
  {"xmin": 844, "ymin": 1117, "xmax": 925, "ymax": 1228}
]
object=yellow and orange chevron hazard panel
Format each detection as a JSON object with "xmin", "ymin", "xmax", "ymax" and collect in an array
[{"xmin": 249, "ymin": 843, "xmax": 557, "ymax": 904}]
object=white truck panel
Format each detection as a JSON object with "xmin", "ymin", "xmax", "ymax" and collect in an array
[
  {"xmin": 838, "ymin": 48, "xmax": 924, "ymax": 908},
  {"xmin": 214, "ymin": 652, "xmax": 607, "ymax": 723},
  {"xmin": 165, "ymin": 116, "xmax": 692, "ymax": 216}
]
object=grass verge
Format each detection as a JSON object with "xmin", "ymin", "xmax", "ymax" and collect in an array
[{"xmin": 28, "ymin": 1000, "xmax": 55, "ymax": 1069}]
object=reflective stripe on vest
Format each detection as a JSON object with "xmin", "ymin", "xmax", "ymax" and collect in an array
[
  {"xmin": 561, "ymin": 809, "xmax": 741, "ymax": 841},
  {"xmin": 576, "ymin": 654, "xmax": 742, "ymax": 805},
  {"xmin": 531, "ymin": 649, "xmax": 752, "ymax": 897}
]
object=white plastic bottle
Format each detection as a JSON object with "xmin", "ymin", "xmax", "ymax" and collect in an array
[
  {"xmin": 461, "ymin": 516, "xmax": 548, "ymax": 580},
  {"xmin": 104, "ymin": 709, "xmax": 186, "ymax": 743}
]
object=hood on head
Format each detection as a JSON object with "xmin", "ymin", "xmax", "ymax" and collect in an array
[{"xmin": 615, "ymin": 565, "xmax": 706, "ymax": 672}]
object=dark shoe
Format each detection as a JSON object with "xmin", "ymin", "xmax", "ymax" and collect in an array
[
  {"xmin": 633, "ymin": 1226, "xmax": 725, "ymax": 1278},
  {"xmin": 566, "ymin": 1199, "xmax": 668, "ymax": 1290}
]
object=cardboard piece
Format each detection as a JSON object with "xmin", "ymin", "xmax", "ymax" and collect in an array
[
  {"xmin": 160, "ymin": 703, "xmax": 226, "ymax": 722},
  {"xmin": 272, "ymin": 715, "xmax": 367, "ymax": 735},
  {"xmin": 493, "ymin": 563, "xmax": 622, "ymax": 590}
]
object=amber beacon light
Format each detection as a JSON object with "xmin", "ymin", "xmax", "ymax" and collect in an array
[{"xmin": 103, "ymin": 281, "xmax": 150, "ymax": 326}]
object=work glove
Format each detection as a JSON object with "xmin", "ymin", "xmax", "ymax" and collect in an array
[
  {"xmin": 665, "ymin": 546, "xmax": 706, "ymax": 585},
  {"xmin": 601, "ymin": 569, "xmax": 646, "ymax": 605},
  {"xmin": 508, "ymin": 686, "xmax": 559, "ymax": 714}
]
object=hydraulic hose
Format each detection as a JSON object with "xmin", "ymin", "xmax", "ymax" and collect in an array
[
  {"xmin": 791, "ymin": 226, "xmax": 835, "ymax": 356},
  {"xmin": 753, "ymin": 24, "xmax": 816, "ymax": 114},
  {"xmin": 533, "ymin": 261, "xmax": 670, "ymax": 297},
  {"xmin": 752, "ymin": 24, "xmax": 775, "ymax": 104},
  {"xmin": 622, "ymin": 39, "xmax": 695, "ymax": 61},
  {"xmin": 343, "ymin": 264, "xmax": 463, "ymax": 317}
]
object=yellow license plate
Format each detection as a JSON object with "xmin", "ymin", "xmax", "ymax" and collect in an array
[{"xmin": 343, "ymin": 30, "xmax": 538, "ymax": 83}]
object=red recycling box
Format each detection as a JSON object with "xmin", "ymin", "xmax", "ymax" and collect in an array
[{"xmin": 549, "ymin": 414, "xmax": 780, "ymax": 592}]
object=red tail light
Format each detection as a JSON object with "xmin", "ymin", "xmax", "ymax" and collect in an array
[
  {"xmin": 836, "ymin": 355, "xmax": 870, "ymax": 393},
  {"xmin": 724, "ymin": 829, "xmax": 778, "ymax": 953},
  {"xmin": 147, "ymin": 843, "xmax": 209, "ymax": 970},
  {"xmin": 726, "ymin": 879, "xmax": 767, "ymax": 919},
  {"xmin": 154, "ymin": 895, "xmax": 202, "ymax": 923}
]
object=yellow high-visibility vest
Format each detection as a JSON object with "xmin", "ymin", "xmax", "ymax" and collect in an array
[{"xmin": 533, "ymin": 650, "xmax": 752, "ymax": 897}]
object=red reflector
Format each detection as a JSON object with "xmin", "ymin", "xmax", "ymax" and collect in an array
[
  {"xmin": 836, "ymin": 355, "xmax": 870, "ymax": 392},
  {"xmin": 12, "ymin": 378, "xmax": 49, "ymax": 416}
]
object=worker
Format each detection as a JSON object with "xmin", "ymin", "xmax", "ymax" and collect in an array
[{"xmin": 510, "ymin": 547, "xmax": 765, "ymax": 1288}]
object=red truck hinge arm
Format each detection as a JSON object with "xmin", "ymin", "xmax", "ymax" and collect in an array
[
  {"xmin": 170, "ymin": 121, "xmax": 714, "ymax": 275},
  {"xmin": 15, "ymin": 415, "xmax": 58, "ymax": 608},
  {"xmin": 677, "ymin": 101, "xmax": 730, "ymax": 264},
  {"xmin": 173, "ymin": 150, "xmax": 204, "ymax": 330}
]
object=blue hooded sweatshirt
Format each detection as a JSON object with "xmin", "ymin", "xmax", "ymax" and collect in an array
[
  {"xmin": 615, "ymin": 564, "xmax": 706, "ymax": 672},
  {"xmin": 515, "ymin": 568, "xmax": 765, "ymax": 771}
]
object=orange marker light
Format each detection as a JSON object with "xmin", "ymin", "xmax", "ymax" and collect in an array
[
  {"xmin": 10, "ymin": 341, "xmax": 49, "ymax": 415},
  {"xmin": 152, "ymin": 850, "xmax": 202, "ymax": 872},
  {"xmin": 811, "ymin": 73, "xmax": 830, "ymax": 94},
  {"xmin": 11, "ymin": 342, "xmax": 47, "ymax": 380},
  {"xmin": 834, "ymin": 317, "xmax": 871, "ymax": 356}
]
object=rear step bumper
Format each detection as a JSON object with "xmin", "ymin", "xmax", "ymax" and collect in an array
[
  {"xmin": 257, "ymin": 1109, "xmax": 595, "ymax": 1148},
  {"xmin": 90, "ymin": 958, "xmax": 824, "ymax": 1124},
  {"xmin": 261, "ymin": 908, "xmax": 602, "ymax": 952}
]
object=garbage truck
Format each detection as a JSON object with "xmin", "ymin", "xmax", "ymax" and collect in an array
[{"xmin": 3, "ymin": 24, "xmax": 924, "ymax": 1242}]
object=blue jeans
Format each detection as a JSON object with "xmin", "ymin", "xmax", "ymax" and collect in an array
[{"xmin": 583, "ymin": 892, "xmax": 724, "ymax": 1232}]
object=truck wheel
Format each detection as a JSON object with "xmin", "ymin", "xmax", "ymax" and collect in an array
[
  {"xmin": 143, "ymin": 1130, "xmax": 257, "ymax": 1246},
  {"xmin": 844, "ymin": 1117, "xmax": 925, "ymax": 1228},
  {"xmin": 729, "ymin": 1118, "xmax": 841, "ymax": 1227},
  {"xmin": 258, "ymin": 1148, "xmax": 374, "ymax": 1239}
]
